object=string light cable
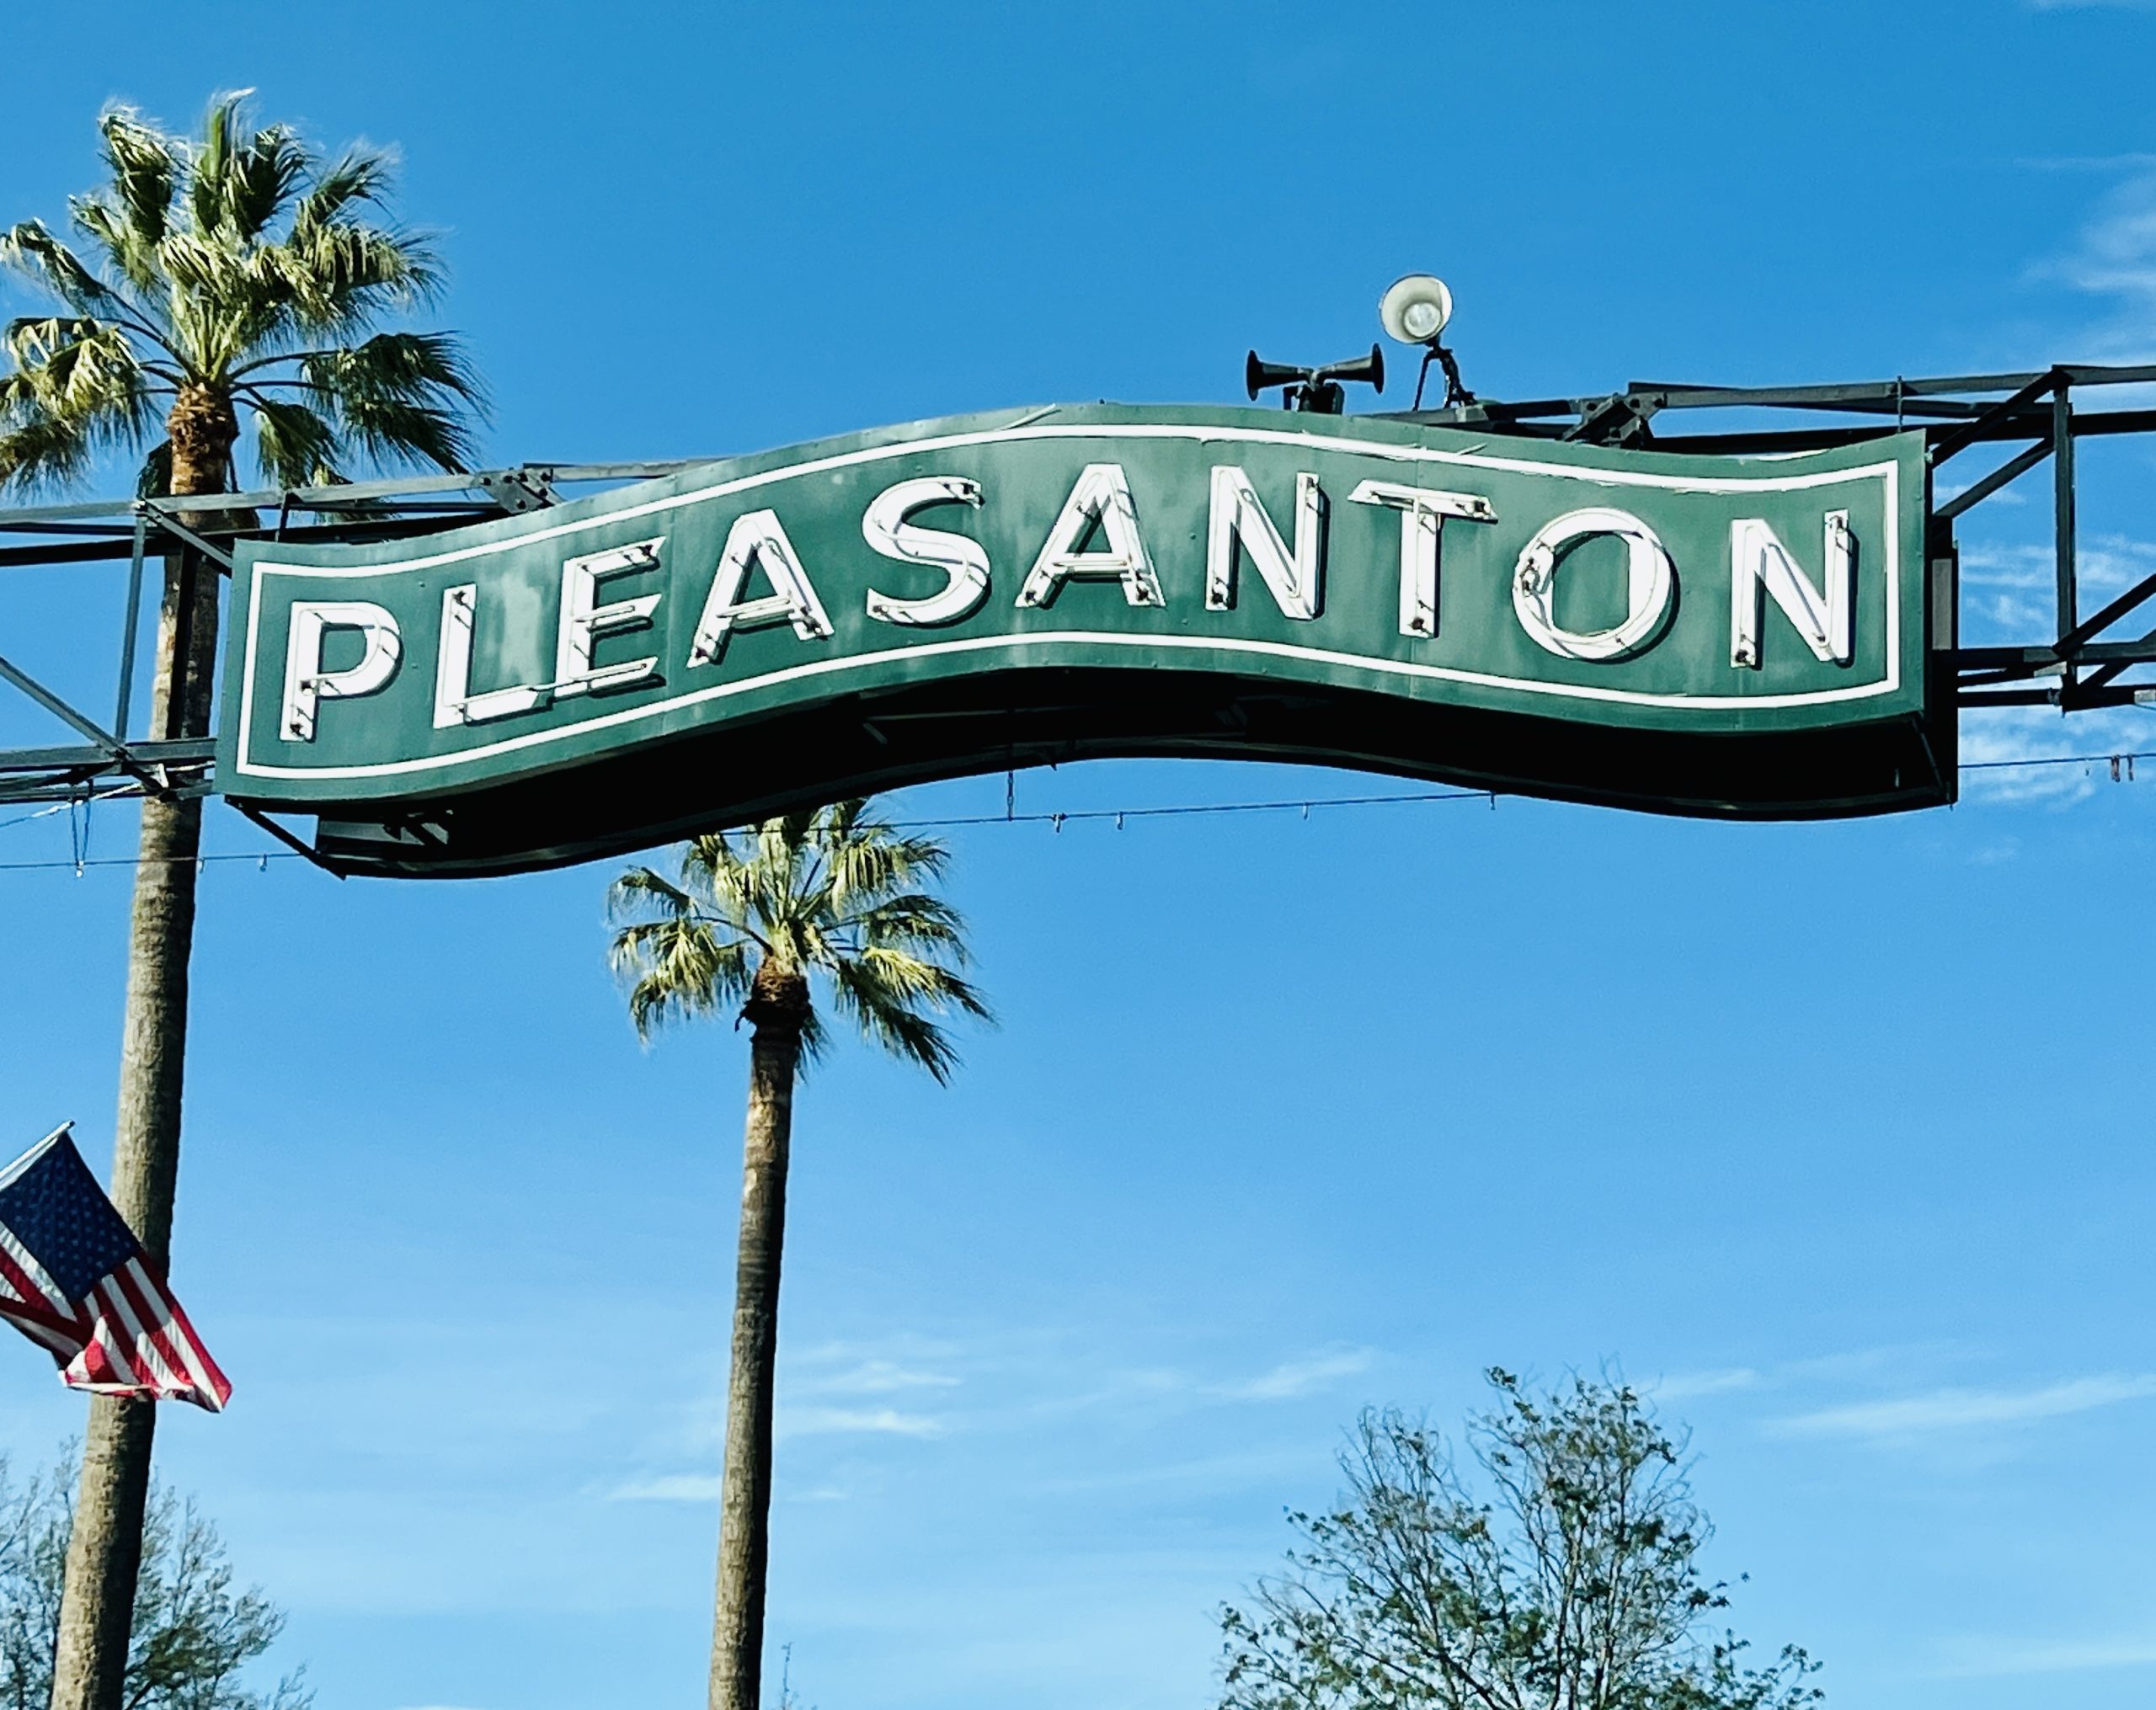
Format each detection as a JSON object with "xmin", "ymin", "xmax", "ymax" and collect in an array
[{"xmin": 0, "ymin": 743, "xmax": 2153, "ymax": 875}]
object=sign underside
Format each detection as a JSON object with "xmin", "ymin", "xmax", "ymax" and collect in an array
[{"xmin": 216, "ymin": 404, "xmax": 1951, "ymax": 876}]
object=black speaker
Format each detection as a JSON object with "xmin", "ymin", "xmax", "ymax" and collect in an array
[
  {"xmin": 1246, "ymin": 351, "xmax": 1312, "ymax": 402},
  {"xmin": 1318, "ymin": 344, "xmax": 1385, "ymax": 394}
]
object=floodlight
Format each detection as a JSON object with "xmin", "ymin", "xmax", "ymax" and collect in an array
[
  {"xmin": 1378, "ymin": 274, "xmax": 1476, "ymax": 411},
  {"xmin": 1380, "ymin": 274, "xmax": 1453, "ymax": 346}
]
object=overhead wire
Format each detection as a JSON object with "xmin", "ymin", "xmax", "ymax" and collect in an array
[{"xmin": 0, "ymin": 745, "xmax": 2152, "ymax": 874}]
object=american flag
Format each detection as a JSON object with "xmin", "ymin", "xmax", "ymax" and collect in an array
[{"xmin": 0, "ymin": 1125, "xmax": 230, "ymax": 1412}]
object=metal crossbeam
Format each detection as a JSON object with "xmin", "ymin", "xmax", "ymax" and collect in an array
[
  {"xmin": 0, "ymin": 370, "xmax": 2148, "ymax": 818},
  {"xmin": 0, "ymin": 653, "xmax": 128, "ymax": 756}
]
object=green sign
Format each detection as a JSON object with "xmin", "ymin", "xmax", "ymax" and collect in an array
[{"xmin": 216, "ymin": 403, "xmax": 1950, "ymax": 875}]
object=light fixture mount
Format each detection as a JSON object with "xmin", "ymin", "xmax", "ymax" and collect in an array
[
  {"xmin": 1380, "ymin": 274, "xmax": 1454, "ymax": 346},
  {"xmin": 1378, "ymin": 274, "xmax": 1474, "ymax": 411}
]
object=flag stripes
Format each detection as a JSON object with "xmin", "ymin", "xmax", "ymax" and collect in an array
[{"xmin": 0, "ymin": 1126, "xmax": 231, "ymax": 1412}]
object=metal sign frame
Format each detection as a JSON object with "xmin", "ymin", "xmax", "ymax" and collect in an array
[{"xmin": 1, "ymin": 363, "xmax": 2149, "ymax": 869}]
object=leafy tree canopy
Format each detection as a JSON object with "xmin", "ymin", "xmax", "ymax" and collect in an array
[
  {"xmin": 0, "ymin": 1450, "xmax": 307, "ymax": 1710},
  {"xmin": 1219, "ymin": 1370, "xmax": 1822, "ymax": 1710}
]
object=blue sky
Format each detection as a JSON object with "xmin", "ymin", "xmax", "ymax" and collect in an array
[{"xmin": 4, "ymin": 3, "xmax": 2156, "ymax": 1708}]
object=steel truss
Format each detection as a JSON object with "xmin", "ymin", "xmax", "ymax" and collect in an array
[
  {"xmin": 1402, "ymin": 362, "xmax": 2156, "ymax": 714},
  {"xmin": 0, "ymin": 462, "xmax": 690, "ymax": 812},
  {"xmin": 0, "ymin": 366, "xmax": 2150, "ymax": 816}
]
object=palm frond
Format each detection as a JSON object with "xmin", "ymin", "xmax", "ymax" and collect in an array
[
  {"xmin": 0, "ymin": 401, "xmax": 92, "ymax": 493},
  {"xmin": 307, "ymin": 331, "xmax": 479, "ymax": 403},
  {"xmin": 613, "ymin": 918, "xmax": 755, "ymax": 1041},
  {"xmin": 857, "ymin": 945, "xmax": 990, "ymax": 1018},
  {"xmin": 68, "ymin": 199, "xmax": 157, "ymax": 305},
  {"xmin": 3, "ymin": 95, "xmax": 482, "ymax": 500},
  {"xmin": 0, "ymin": 222, "xmax": 115, "ymax": 317},
  {"xmin": 0, "ymin": 318, "xmax": 154, "ymax": 495},
  {"xmin": 6, "ymin": 318, "xmax": 154, "ymax": 413},
  {"xmin": 679, "ymin": 831, "xmax": 744, "ymax": 892},
  {"xmin": 133, "ymin": 439, "xmax": 171, "ymax": 498},
  {"xmin": 291, "ymin": 149, "xmax": 394, "ymax": 238},
  {"xmin": 299, "ymin": 333, "xmax": 481, "ymax": 472},
  {"xmin": 93, "ymin": 106, "xmax": 179, "ymax": 263},
  {"xmin": 607, "ymin": 795, "xmax": 990, "ymax": 1080},
  {"xmin": 830, "ymin": 956, "xmax": 964, "ymax": 1083},
  {"xmin": 796, "ymin": 1004, "xmax": 832, "ymax": 1068},
  {"xmin": 852, "ymin": 892, "xmax": 974, "ymax": 956},
  {"xmin": 608, "ymin": 864, "xmax": 696, "ymax": 923},
  {"xmin": 831, "ymin": 833, "xmax": 947, "ymax": 912},
  {"xmin": 270, "ymin": 224, "xmax": 442, "ymax": 334},
  {"xmin": 248, "ymin": 394, "xmax": 343, "ymax": 488},
  {"xmin": 681, "ymin": 833, "xmax": 764, "ymax": 935},
  {"xmin": 221, "ymin": 122, "xmax": 308, "ymax": 243},
  {"xmin": 150, "ymin": 231, "xmax": 232, "ymax": 357},
  {"xmin": 185, "ymin": 92, "xmax": 247, "ymax": 238},
  {"xmin": 320, "ymin": 390, "xmax": 473, "ymax": 474}
]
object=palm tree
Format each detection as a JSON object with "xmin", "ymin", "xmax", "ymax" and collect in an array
[
  {"xmin": 608, "ymin": 799, "xmax": 990, "ymax": 1710},
  {"xmin": 0, "ymin": 93, "xmax": 481, "ymax": 1710}
]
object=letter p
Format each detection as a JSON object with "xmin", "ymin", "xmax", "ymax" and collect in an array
[{"xmin": 281, "ymin": 600, "xmax": 403, "ymax": 742}]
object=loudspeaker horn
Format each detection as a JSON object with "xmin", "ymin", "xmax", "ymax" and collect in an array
[{"xmin": 1246, "ymin": 351, "xmax": 1312, "ymax": 401}]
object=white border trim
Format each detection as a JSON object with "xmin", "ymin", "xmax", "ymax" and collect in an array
[{"xmin": 234, "ymin": 422, "xmax": 1906, "ymax": 784}]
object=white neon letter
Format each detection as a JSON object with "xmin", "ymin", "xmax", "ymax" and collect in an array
[
  {"xmin": 433, "ymin": 585, "xmax": 548, "ymax": 727},
  {"xmin": 1015, "ymin": 463, "xmax": 1163, "ymax": 609},
  {"xmin": 1512, "ymin": 507, "xmax": 1675, "ymax": 663},
  {"xmin": 862, "ymin": 476, "xmax": 991, "ymax": 627},
  {"xmin": 687, "ymin": 509, "xmax": 835, "ymax": 668},
  {"xmin": 556, "ymin": 537, "xmax": 664, "ymax": 698},
  {"xmin": 1347, "ymin": 480, "xmax": 1497, "ymax": 638},
  {"xmin": 1204, "ymin": 466, "xmax": 1326, "ymax": 620},
  {"xmin": 1731, "ymin": 510, "xmax": 1853, "ymax": 668},
  {"xmin": 280, "ymin": 600, "xmax": 401, "ymax": 742}
]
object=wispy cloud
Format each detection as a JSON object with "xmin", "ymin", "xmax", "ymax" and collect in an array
[
  {"xmin": 1215, "ymin": 1347, "xmax": 1375, "ymax": 1401},
  {"xmin": 2027, "ymin": 0, "xmax": 2156, "ymax": 11},
  {"xmin": 1959, "ymin": 704, "xmax": 2151, "ymax": 805},
  {"xmin": 1649, "ymin": 1366, "xmax": 1761, "ymax": 1401},
  {"xmin": 2020, "ymin": 152, "xmax": 2156, "ymax": 171},
  {"xmin": 1775, "ymin": 1373, "xmax": 2156, "ymax": 1439},
  {"xmin": 1936, "ymin": 1633, "xmax": 2156, "ymax": 1676},
  {"xmin": 1948, "ymin": 528, "xmax": 2156, "ymax": 800},
  {"xmin": 1961, "ymin": 534, "xmax": 2156, "ymax": 596},
  {"xmin": 1936, "ymin": 479, "xmax": 2026, "ymax": 509},
  {"xmin": 790, "ymin": 1358, "xmax": 960, "ymax": 1398},
  {"xmin": 607, "ymin": 1473, "xmax": 721, "ymax": 1502},
  {"xmin": 777, "ymin": 1404, "xmax": 947, "ymax": 1441},
  {"xmin": 610, "ymin": 1468, "xmax": 857, "ymax": 1503},
  {"xmin": 2039, "ymin": 158, "xmax": 2156, "ymax": 359}
]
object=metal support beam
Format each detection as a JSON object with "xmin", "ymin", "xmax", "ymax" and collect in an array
[
  {"xmin": 472, "ymin": 469, "xmax": 560, "ymax": 513},
  {"xmin": 113, "ymin": 511, "xmax": 147, "ymax": 742},
  {"xmin": 2055, "ymin": 388, "xmax": 2077, "ymax": 690},
  {"xmin": 1936, "ymin": 439, "xmax": 2053, "ymax": 522},
  {"xmin": 2058, "ymin": 567, "xmax": 2156, "ymax": 659},
  {"xmin": 138, "ymin": 505, "xmax": 236, "ymax": 571},
  {"xmin": 2074, "ymin": 625, "xmax": 2156, "ymax": 698},
  {"xmin": 0, "ymin": 359, "xmax": 2148, "ymax": 811},
  {"xmin": 0, "ymin": 738, "xmax": 213, "ymax": 775},
  {"xmin": 0, "ymin": 653, "xmax": 130, "ymax": 756},
  {"xmin": 1932, "ymin": 368, "xmax": 2063, "ymax": 464},
  {"xmin": 231, "ymin": 803, "xmax": 343, "ymax": 875}
]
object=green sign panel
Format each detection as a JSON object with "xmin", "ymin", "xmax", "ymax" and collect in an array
[{"xmin": 216, "ymin": 404, "xmax": 1950, "ymax": 875}]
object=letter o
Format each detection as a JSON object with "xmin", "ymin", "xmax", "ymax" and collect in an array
[{"xmin": 1511, "ymin": 507, "xmax": 1675, "ymax": 663}]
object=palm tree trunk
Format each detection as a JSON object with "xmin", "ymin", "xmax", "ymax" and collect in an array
[
  {"xmin": 709, "ymin": 967, "xmax": 808, "ymax": 1710},
  {"xmin": 49, "ymin": 395, "xmax": 232, "ymax": 1710}
]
